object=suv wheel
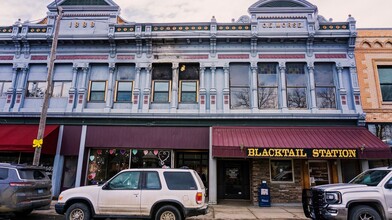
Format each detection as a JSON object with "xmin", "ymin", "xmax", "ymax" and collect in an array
[
  {"xmin": 155, "ymin": 205, "xmax": 182, "ymax": 220},
  {"xmin": 349, "ymin": 205, "xmax": 381, "ymax": 220},
  {"xmin": 66, "ymin": 203, "xmax": 91, "ymax": 220}
]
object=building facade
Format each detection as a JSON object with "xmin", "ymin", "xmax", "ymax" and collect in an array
[
  {"xmin": 0, "ymin": 0, "xmax": 390, "ymax": 205},
  {"xmin": 355, "ymin": 29, "xmax": 392, "ymax": 167}
]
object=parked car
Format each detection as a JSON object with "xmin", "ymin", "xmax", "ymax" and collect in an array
[
  {"xmin": 0, "ymin": 163, "xmax": 52, "ymax": 217},
  {"xmin": 303, "ymin": 166, "xmax": 392, "ymax": 220},
  {"xmin": 55, "ymin": 168, "xmax": 208, "ymax": 220}
]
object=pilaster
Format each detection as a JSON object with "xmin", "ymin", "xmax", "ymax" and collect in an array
[
  {"xmin": 223, "ymin": 65, "xmax": 230, "ymax": 113},
  {"xmin": 210, "ymin": 66, "xmax": 217, "ymax": 113},
  {"xmin": 308, "ymin": 63, "xmax": 317, "ymax": 111},
  {"xmin": 279, "ymin": 63, "xmax": 287, "ymax": 111},
  {"xmin": 132, "ymin": 66, "xmax": 142, "ymax": 113},
  {"xmin": 199, "ymin": 66, "xmax": 207, "ymax": 113}
]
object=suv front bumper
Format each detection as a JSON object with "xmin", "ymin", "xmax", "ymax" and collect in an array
[{"xmin": 185, "ymin": 204, "xmax": 208, "ymax": 217}]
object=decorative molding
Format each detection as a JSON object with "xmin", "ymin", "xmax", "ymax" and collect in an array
[
  {"xmin": 259, "ymin": 54, "xmax": 305, "ymax": 59},
  {"xmin": 117, "ymin": 55, "xmax": 135, "ymax": 60},
  {"xmin": 218, "ymin": 54, "xmax": 249, "ymax": 59},
  {"xmin": 183, "ymin": 55, "xmax": 209, "ymax": 59},
  {"xmin": 315, "ymin": 54, "xmax": 347, "ymax": 59},
  {"xmin": 0, "ymin": 56, "xmax": 14, "ymax": 60},
  {"xmin": 28, "ymin": 28, "xmax": 47, "ymax": 33},
  {"xmin": 0, "ymin": 27, "xmax": 13, "ymax": 33},
  {"xmin": 319, "ymin": 24, "xmax": 348, "ymax": 30},
  {"xmin": 217, "ymin": 25, "xmax": 250, "ymax": 31},
  {"xmin": 115, "ymin": 26, "xmax": 135, "ymax": 32},
  {"xmin": 56, "ymin": 55, "xmax": 108, "ymax": 60},
  {"xmin": 152, "ymin": 25, "xmax": 210, "ymax": 32},
  {"xmin": 31, "ymin": 55, "xmax": 48, "ymax": 60}
]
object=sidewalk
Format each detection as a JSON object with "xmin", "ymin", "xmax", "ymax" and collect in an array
[{"xmin": 31, "ymin": 201, "xmax": 308, "ymax": 220}]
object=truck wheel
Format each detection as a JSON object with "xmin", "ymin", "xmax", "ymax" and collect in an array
[
  {"xmin": 65, "ymin": 203, "xmax": 91, "ymax": 220},
  {"xmin": 155, "ymin": 205, "xmax": 182, "ymax": 220},
  {"xmin": 349, "ymin": 205, "xmax": 381, "ymax": 220}
]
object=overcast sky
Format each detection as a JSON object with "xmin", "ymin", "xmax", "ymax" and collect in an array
[{"xmin": 0, "ymin": 0, "xmax": 390, "ymax": 28}]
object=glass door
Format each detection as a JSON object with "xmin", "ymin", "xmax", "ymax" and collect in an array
[
  {"xmin": 218, "ymin": 160, "xmax": 250, "ymax": 200},
  {"xmin": 308, "ymin": 161, "xmax": 330, "ymax": 186}
]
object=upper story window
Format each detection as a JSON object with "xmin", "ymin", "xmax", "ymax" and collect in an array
[
  {"xmin": 258, "ymin": 63, "xmax": 278, "ymax": 109},
  {"xmin": 116, "ymin": 81, "xmax": 133, "ymax": 102},
  {"xmin": 88, "ymin": 81, "xmax": 106, "ymax": 102},
  {"xmin": 230, "ymin": 63, "xmax": 251, "ymax": 109},
  {"xmin": 378, "ymin": 66, "xmax": 392, "ymax": 102},
  {"xmin": 26, "ymin": 81, "xmax": 47, "ymax": 98},
  {"xmin": 0, "ymin": 81, "xmax": 11, "ymax": 97},
  {"xmin": 314, "ymin": 63, "xmax": 336, "ymax": 109},
  {"xmin": 179, "ymin": 63, "xmax": 199, "ymax": 103},
  {"xmin": 286, "ymin": 63, "xmax": 307, "ymax": 109},
  {"xmin": 53, "ymin": 81, "xmax": 71, "ymax": 98},
  {"xmin": 152, "ymin": 64, "xmax": 172, "ymax": 103}
]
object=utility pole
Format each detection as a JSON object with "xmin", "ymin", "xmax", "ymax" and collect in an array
[{"xmin": 33, "ymin": 6, "xmax": 63, "ymax": 166}]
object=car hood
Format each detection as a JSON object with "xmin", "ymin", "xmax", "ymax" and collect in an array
[{"xmin": 313, "ymin": 183, "xmax": 368, "ymax": 191}]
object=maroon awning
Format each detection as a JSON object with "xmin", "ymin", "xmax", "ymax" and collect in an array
[
  {"xmin": 0, "ymin": 125, "xmax": 59, "ymax": 155},
  {"xmin": 86, "ymin": 126, "xmax": 209, "ymax": 150},
  {"xmin": 212, "ymin": 126, "xmax": 392, "ymax": 159}
]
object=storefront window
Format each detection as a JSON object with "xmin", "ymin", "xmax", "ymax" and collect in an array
[
  {"xmin": 87, "ymin": 149, "xmax": 130, "ymax": 185},
  {"xmin": 270, "ymin": 160, "xmax": 294, "ymax": 182},
  {"xmin": 130, "ymin": 150, "xmax": 171, "ymax": 168},
  {"xmin": 309, "ymin": 161, "xmax": 330, "ymax": 186},
  {"xmin": 62, "ymin": 156, "xmax": 77, "ymax": 189},
  {"xmin": 0, "ymin": 152, "xmax": 54, "ymax": 178}
]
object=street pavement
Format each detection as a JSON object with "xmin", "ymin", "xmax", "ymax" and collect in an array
[{"xmin": 0, "ymin": 201, "xmax": 308, "ymax": 220}]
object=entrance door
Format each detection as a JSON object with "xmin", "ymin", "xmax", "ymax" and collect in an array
[
  {"xmin": 308, "ymin": 161, "xmax": 330, "ymax": 186},
  {"xmin": 217, "ymin": 160, "xmax": 250, "ymax": 200}
]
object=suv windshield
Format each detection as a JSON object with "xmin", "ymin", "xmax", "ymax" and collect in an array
[
  {"xmin": 349, "ymin": 170, "xmax": 390, "ymax": 186},
  {"xmin": 18, "ymin": 169, "xmax": 49, "ymax": 180}
]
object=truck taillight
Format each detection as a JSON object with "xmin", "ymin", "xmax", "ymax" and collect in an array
[{"xmin": 196, "ymin": 192, "xmax": 203, "ymax": 204}]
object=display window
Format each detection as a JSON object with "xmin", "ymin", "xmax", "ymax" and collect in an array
[
  {"xmin": 308, "ymin": 161, "xmax": 330, "ymax": 186},
  {"xmin": 87, "ymin": 149, "xmax": 171, "ymax": 185},
  {"xmin": 270, "ymin": 159, "xmax": 294, "ymax": 183}
]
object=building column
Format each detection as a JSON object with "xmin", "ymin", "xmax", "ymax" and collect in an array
[
  {"xmin": 66, "ymin": 66, "xmax": 78, "ymax": 112},
  {"xmin": 3, "ymin": 67, "xmax": 18, "ymax": 112},
  {"xmin": 251, "ymin": 63, "xmax": 258, "ymax": 111},
  {"xmin": 132, "ymin": 66, "xmax": 141, "ymax": 113},
  {"xmin": 336, "ymin": 65, "xmax": 348, "ymax": 112},
  {"xmin": 223, "ymin": 64, "xmax": 230, "ymax": 112},
  {"xmin": 350, "ymin": 67, "xmax": 363, "ymax": 113},
  {"xmin": 75, "ymin": 125, "xmax": 87, "ymax": 187},
  {"xmin": 171, "ymin": 63, "xmax": 179, "ymax": 113},
  {"xmin": 199, "ymin": 66, "xmax": 207, "ymax": 113},
  {"xmin": 308, "ymin": 63, "xmax": 317, "ymax": 111},
  {"xmin": 208, "ymin": 127, "xmax": 217, "ymax": 204},
  {"xmin": 13, "ymin": 66, "xmax": 28, "ymax": 112},
  {"xmin": 279, "ymin": 63, "xmax": 287, "ymax": 111},
  {"xmin": 105, "ymin": 63, "xmax": 115, "ymax": 112},
  {"xmin": 76, "ymin": 66, "xmax": 89, "ymax": 112},
  {"xmin": 210, "ymin": 66, "xmax": 217, "ymax": 113},
  {"xmin": 142, "ymin": 65, "xmax": 152, "ymax": 113}
]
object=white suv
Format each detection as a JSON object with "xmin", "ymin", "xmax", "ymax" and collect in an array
[{"xmin": 55, "ymin": 168, "xmax": 208, "ymax": 220}]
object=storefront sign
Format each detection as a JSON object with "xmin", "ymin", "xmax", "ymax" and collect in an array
[
  {"xmin": 247, "ymin": 148, "xmax": 357, "ymax": 158},
  {"xmin": 259, "ymin": 22, "xmax": 303, "ymax": 29}
]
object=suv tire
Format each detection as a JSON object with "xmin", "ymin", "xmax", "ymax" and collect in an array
[
  {"xmin": 155, "ymin": 205, "xmax": 182, "ymax": 220},
  {"xmin": 349, "ymin": 205, "xmax": 381, "ymax": 220},
  {"xmin": 66, "ymin": 203, "xmax": 91, "ymax": 220}
]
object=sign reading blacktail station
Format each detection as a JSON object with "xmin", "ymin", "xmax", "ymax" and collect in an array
[{"xmin": 247, "ymin": 148, "xmax": 357, "ymax": 158}]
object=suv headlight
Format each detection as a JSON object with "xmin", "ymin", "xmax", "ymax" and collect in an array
[{"xmin": 325, "ymin": 192, "xmax": 341, "ymax": 204}]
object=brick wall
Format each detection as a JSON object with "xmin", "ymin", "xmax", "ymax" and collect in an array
[{"xmin": 251, "ymin": 159, "xmax": 303, "ymax": 205}]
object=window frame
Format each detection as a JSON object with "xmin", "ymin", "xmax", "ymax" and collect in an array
[
  {"xmin": 179, "ymin": 80, "xmax": 199, "ymax": 103},
  {"xmin": 152, "ymin": 80, "xmax": 172, "ymax": 103},
  {"xmin": 229, "ymin": 63, "xmax": 251, "ymax": 109},
  {"xmin": 115, "ymin": 81, "xmax": 134, "ymax": 102},
  {"xmin": 0, "ymin": 81, "xmax": 11, "ymax": 97},
  {"xmin": 257, "ymin": 63, "xmax": 279, "ymax": 109},
  {"xmin": 26, "ymin": 81, "xmax": 47, "ymax": 98},
  {"xmin": 270, "ymin": 159, "xmax": 294, "ymax": 183},
  {"xmin": 377, "ymin": 66, "xmax": 392, "ymax": 102},
  {"xmin": 314, "ymin": 63, "xmax": 337, "ymax": 109},
  {"xmin": 285, "ymin": 63, "xmax": 308, "ymax": 109},
  {"xmin": 88, "ymin": 81, "xmax": 107, "ymax": 102},
  {"xmin": 52, "ymin": 81, "xmax": 72, "ymax": 98}
]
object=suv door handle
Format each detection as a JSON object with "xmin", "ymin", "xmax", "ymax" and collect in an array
[{"xmin": 133, "ymin": 193, "xmax": 139, "ymax": 197}]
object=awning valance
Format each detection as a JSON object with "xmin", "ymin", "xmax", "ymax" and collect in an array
[
  {"xmin": 212, "ymin": 126, "xmax": 392, "ymax": 159},
  {"xmin": 0, "ymin": 125, "xmax": 59, "ymax": 154}
]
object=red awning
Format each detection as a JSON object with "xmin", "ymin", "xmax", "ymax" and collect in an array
[
  {"xmin": 212, "ymin": 126, "xmax": 392, "ymax": 159},
  {"xmin": 0, "ymin": 125, "xmax": 59, "ymax": 154}
]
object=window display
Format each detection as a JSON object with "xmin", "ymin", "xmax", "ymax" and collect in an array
[{"xmin": 270, "ymin": 160, "xmax": 294, "ymax": 182}]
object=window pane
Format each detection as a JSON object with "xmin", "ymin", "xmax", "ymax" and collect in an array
[
  {"xmin": 271, "ymin": 160, "xmax": 293, "ymax": 182},
  {"xmin": 381, "ymin": 85, "xmax": 392, "ymax": 101},
  {"xmin": 152, "ymin": 64, "xmax": 172, "ymax": 80},
  {"xmin": 91, "ymin": 82, "xmax": 106, "ymax": 91},
  {"xmin": 153, "ymin": 92, "xmax": 169, "ymax": 103},
  {"xmin": 316, "ymin": 87, "xmax": 336, "ymax": 109},
  {"xmin": 258, "ymin": 74, "xmax": 278, "ymax": 87},
  {"xmin": 230, "ymin": 64, "xmax": 250, "ymax": 86},
  {"xmin": 315, "ymin": 63, "xmax": 334, "ymax": 86},
  {"xmin": 287, "ymin": 88, "xmax": 307, "ymax": 108},
  {"xmin": 27, "ymin": 82, "xmax": 46, "ymax": 98},
  {"xmin": 118, "ymin": 82, "xmax": 133, "ymax": 91},
  {"xmin": 258, "ymin": 63, "xmax": 277, "ymax": 75},
  {"xmin": 286, "ymin": 73, "xmax": 307, "ymax": 87},
  {"xmin": 52, "ymin": 82, "xmax": 63, "ymax": 98},
  {"xmin": 90, "ymin": 91, "xmax": 105, "ymax": 101},
  {"xmin": 378, "ymin": 67, "xmax": 392, "ymax": 84},
  {"xmin": 286, "ymin": 63, "xmax": 305, "ymax": 74},
  {"xmin": 181, "ymin": 93, "xmax": 197, "ymax": 103},
  {"xmin": 117, "ymin": 91, "xmax": 132, "ymax": 102},
  {"xmin": 230, "ymin": 88, "xmax": 250, "ymax": 109},
  {"xmin": 1, "ymin": 82, "xmax": 11, "ymax": 97},
  {"xmin": 62, "ymin": 82, "xmax": 71, "ymax": 97},
  {"xmin": 145, "ymin": 172, "xmax": 161, "ymax": 189},
  {"xmin": 179, "ymin": 63, "xmax": 199, "ymax": 80},
  {"xmin": 258, "ymin": 87, "xmax": 278, "ymax": 109},
  {"xmin": 109, "ymin": 172, "xmax": 140, "ymax": 190},
  {"xmin": 154, "ymin": 82, "xmax": 169, "ymax": 92},
  {"xmin": 164, "ymin": 172, "xmax": 197, "ymax": 190},
  {"xmin": 181, "ymin": 82, "xmax": 197, "ymax": 92}
]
